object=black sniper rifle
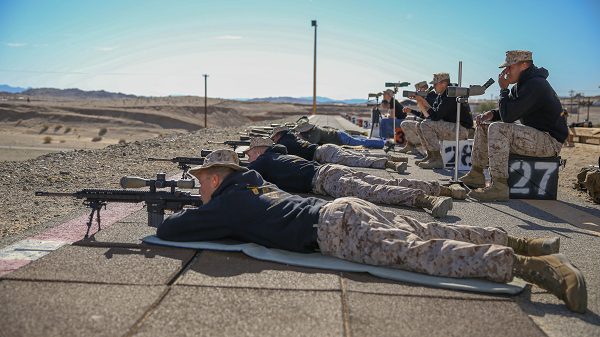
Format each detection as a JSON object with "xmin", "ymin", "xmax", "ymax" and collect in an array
[
  {"xmin": 207, "ymin": 140, "xmax": 250, "ymax": 150},
  {"xmin": 148, "ymin": 152, "xmax": 249, "ymax": 179},
  {"xmin": 35, "ymin": 173, "xmax": 201, "ymax": 238}
]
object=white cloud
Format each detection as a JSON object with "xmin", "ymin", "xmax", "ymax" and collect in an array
[
  {"xmin": 95, "ymin": 46, "xmax": 116, "ymax": 52},
  {"xmin": 6, "ymin": 42, "xmax": 26, "ymax": 47},
  {"xmin": 33, "ymin": 43, "xmax": 49, "ymax": 47},
  {"xmin": 214, "ymin": 35, "xmax": 243, "ymax": 40}
]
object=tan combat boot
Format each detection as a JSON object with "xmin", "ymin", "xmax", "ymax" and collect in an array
[
  {"xmin": 507, "ymin": 236, "xmax": 560, "ymax": 256},
  {"xmin": 414, "ymin": 195, "xmax": 453, "ymax": 218},
  {"xmin": 468, "ymin": 178, "xmax": 509, "ymax": 201},
  {"xmin": 459, "ymin": 166, "xmax": 486, "ymax": 188},
  {"xmin": 418, "ymin": 151, "xmax": 444, "ymax": 169},
  {"xmin": 398, "ymin": 142, "xmax": 415, "ymax": 154},
  {"xmin": 385, "ymin": 160, "xmax": 407, "ymax": 173},
  {"xmin": 514, "ymin": 254, "xmax": 587, "ymax": 313},
  {"xmin": 387, "ymin": 154, "xmax": 409, "ymax": 163},
  {"xmin": 439, "ymin": 184, "xmax": 467, "ymax": 200},
  {"xmin": 415, "ymin": 150, "xmax": 432, "ymax": 165}
]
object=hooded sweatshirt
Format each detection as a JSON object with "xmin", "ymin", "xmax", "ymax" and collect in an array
[
  {"xmin": 247, "ymin": 144, "xmax": 319, "ymax": 193},
  {"xmin": 492, "ymin": 65, "xmax": 567, "ymax": 143},
  {"xmin": 276, "ymin": 130, "xmax": 319, "ymax": 161},
  {"xmin": 427, "ymin": 88, "xmax": 473, "ymax": 128},
  {"xmin": 157, "ymin": 169, "xmax": 326, "ymax": 253}
]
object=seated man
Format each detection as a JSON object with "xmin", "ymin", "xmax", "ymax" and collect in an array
[
  {"xmin": 461, "ymin": 50, "xmax": 568, "ymax": 201},
  {"xmin": 378, "ymin": 89, "xmax": 406, "ymax": 143},
  {"xmin": 399, "ymin": 81, "xmax": 437, "ymax": 154},
  {"xmin": 413, "ymin": 73, "xmax": 474, "ymax": 169},
  {"xmin": 271, "ymin": 126, "xmax": 407, "ymax": 173},
  {"xmin": 158, "ymin": 148, "xmax": 587, "ymax": 314},
  {"xmin": 295, "ymin": 120, "xmax": 385, "ymax": 149},
  {"xmin": 245, "ymin": 137, "xmax": 465, "ymax": 218}
]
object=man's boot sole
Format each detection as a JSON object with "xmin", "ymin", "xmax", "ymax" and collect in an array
[{"xmin": 552, "ymin": 254, "xmax": 587, "ymax": 313}]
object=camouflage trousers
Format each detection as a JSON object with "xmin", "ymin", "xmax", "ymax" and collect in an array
[
  {"xmin": 400, "ymin": 120, "xmax": 423, "ymax": 145},
  {"xmin": 312, "ymin": 164, "xmax": 437, "ymax": 206},
  {"xmin": 314, "ymin": 144, "xmax": 387, "ymax": 169},
  {"xmin": 419, "ymin": 119, "xmax": 468, "ymax": 152},
  {"xmin": 471, "ymin": 122, "xmax": 563, "ymax": 179},
  {"xmin": 316, "ymin": 197, "xmax": 514, "ymax": 282}
]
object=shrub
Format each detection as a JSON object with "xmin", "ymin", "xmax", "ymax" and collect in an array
[
  {"xmin": 54, "ymin": 125, "xmax": 63, "ymax": 132},
  {"xmin": 64, "ymin": 127, "xmax": 72, "ymax": 134},
  {"xmin": 91, "ymin": 136, "xmax": 102, "ymax": 142},
  {"xmin": 39, "ymin": 125, "xmax": 49, "ymax": 134},
  {"xmin": 98, "ymin": 128, "xmax": 108, "ymax": 136},
  {"xmin": 15, "ymin": 120, "xmax": 22, "ymax": 127},
  {"xmin": 59, "ymin": 140, "xmax": 66, "ymax": 143},
  {"xmin": 43, "ymin": 136, "xmax": 52, "ymax": 144},
  {"xmin": 118, "ymin": 139, "xmax": 127, "ymax": 144}
]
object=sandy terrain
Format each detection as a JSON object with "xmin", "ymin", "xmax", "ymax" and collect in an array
[{"xmin": 0, "ymin": 96, "xmax": 367, "ymax": 161}]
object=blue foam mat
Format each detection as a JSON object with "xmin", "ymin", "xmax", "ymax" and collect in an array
[{"xmin": 143, "ymin": 235, "xmax": 526, "ymax": 295}]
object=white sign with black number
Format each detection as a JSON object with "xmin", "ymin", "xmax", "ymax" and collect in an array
[{"xmin": 441, "ymin": 140, "xmax": 474, "ymax": 171}]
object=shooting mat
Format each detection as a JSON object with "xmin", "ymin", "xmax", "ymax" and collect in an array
[{"xmin": 143, "ymin": 235, "xmax": 526, "ymax": 295}]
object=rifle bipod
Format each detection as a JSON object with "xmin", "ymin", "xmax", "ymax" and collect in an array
[{"xmin": 83, "ymin": 199, "xmax": 107, "ymax": 238}]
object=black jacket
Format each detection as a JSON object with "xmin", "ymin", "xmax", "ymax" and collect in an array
[
  {"xmin": 492, "ymin": 65, "xmax": 568, "ymax": 143},
  {"xmin": 407, "ymin": 91, "xmax": 437, "ymax": 118},
  {"xmin": 382, "ymin": 98, "xmax": 407, "ymax": 119},
  {"xmin": 247, "ymin": 145, "xmax": 319, "ymax": 193},
  {"xmin": 427, "ymin": 90, "xmax": 473, "ymax": 128},
  {"xmin": 157, "ymin": 169, "xmax": 326, "ymax": 253},
  {"xmin": 276, "ymin": 130, "xmax": 318, "ymax": 161}
]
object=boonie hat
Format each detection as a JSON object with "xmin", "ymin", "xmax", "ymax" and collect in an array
[{"xmin": 188, "ymin": 149, "xmax": 247, "ymax": 176}]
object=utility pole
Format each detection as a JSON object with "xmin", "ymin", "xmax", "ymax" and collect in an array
[
  {"xmin": 311, "ymin": 20, "xmax": 317, "ymax": 115},
  {"xmin": 569, "ymin": 90, "xmax": 577, "ymax": 123},
  {"xmin": 203, "ymin": 74, "xmax": 209, "ymax": 128}
]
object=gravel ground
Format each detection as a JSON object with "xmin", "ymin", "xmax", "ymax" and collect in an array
[
  {"xmin": 0, "ymin": 118, "xmax": 295, "ymax": 248},
  {"xmin": 1, "ymin": 116, "xmax": 598, "ymax": 248}
]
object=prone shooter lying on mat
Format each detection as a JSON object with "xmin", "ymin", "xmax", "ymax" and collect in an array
[{"xmin": 157, "ymin": 149, "xmax": 587, "ymax": 313}]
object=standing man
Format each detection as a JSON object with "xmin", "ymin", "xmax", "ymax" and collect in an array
[
  {"xmin": 461, "ymin": 50, "xmax": 568, "ymax": 201},
  {"xmin": 413, "ymin": 73, "xmax": 473, "ymax": 169}
]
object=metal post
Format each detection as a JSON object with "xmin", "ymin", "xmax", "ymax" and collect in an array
[
  {"xmin": 311, "ymin": 20, "xmax": 317, "ymax": 115},
  {"xmin": 203, "ymin": 74, "xmax": 208, "ymax": 128},
  {"xmin": 587, "ymin": 97, "xmax": 591, "ymax": 122},
  {"xmin": 453, "ymin": 61, "xmax": 462, "ymax": 182}
]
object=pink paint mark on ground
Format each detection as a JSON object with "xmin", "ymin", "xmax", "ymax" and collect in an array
[
  {"xmin": 0, "ymin": 259, "xmax": 31, "ymax": 277},
  {"xmin": 32, "ymin": 203, "xmax": 144, "ymax": 243}
]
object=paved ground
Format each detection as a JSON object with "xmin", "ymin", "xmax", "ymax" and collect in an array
[{"xmin": 1, "ymin": 115, "xmax": 599, "ymax": 337}]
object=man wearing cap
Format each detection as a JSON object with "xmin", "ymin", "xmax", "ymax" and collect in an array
[
  {"xmin": 461, "ymin": 50, "xmax": 568, "ymax": 201},
  {"xmin": 271, "ymin": 125, "xmax": 407, "ymax": 173},
  {"xmin": 295, "ymin": 120, "xmax": 385, "ymax": 149},
  {"xmin": 413, "ymin": 73, "xmax": 473, "ymax": 169},
  {"xmin": 398, "ymin": 81, "xmax": 437, "ymax": 154},
  {"xmin": 157, "ymin": 148, "xmax": 587, "ymax": 314},
  {"xmin": 245, "ymin": 137, "xmax": 467, "ymax": 218},
  {"xmin": 382, "ymin": 89, "xmax": 407, "ymax": 120}
]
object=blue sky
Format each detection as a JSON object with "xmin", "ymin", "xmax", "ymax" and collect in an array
[{"xmin": 1, "ymin": 0, "xmax": 598, "ymax": 99}]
